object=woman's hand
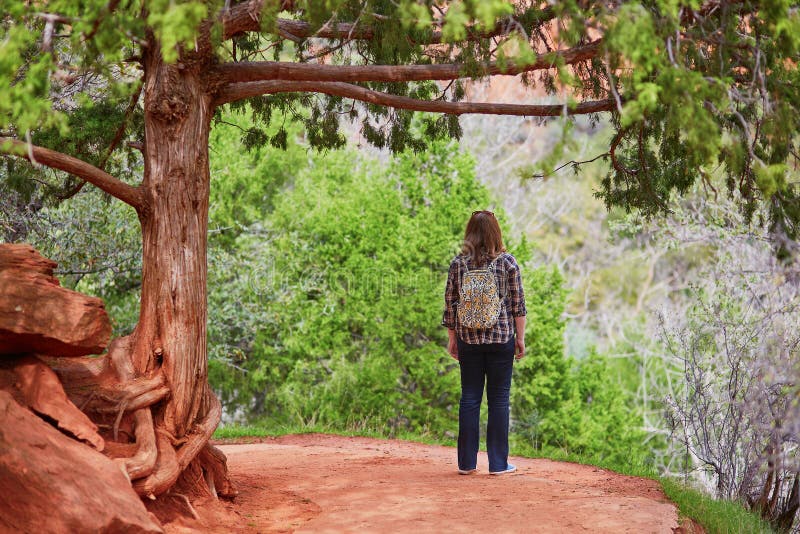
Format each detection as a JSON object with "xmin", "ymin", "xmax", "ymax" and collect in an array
[
  {"xmin": 447, "ymin": 330, "xmax": 459, "ymax": 361},
  {"xmin": 448, "ymin": 337, "xmax": 459, "ymax": 360},
  {"xmin": 514, "ymin": 317, "xmax": 526, "ymax": 361}
]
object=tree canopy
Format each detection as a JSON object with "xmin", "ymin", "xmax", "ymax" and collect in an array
[{"xmin": 1, "ymin": 1, "xmax": 798, "ymax": 230}]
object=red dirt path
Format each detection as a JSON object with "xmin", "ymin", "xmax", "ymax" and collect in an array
[{"xmin": 166, "ymin": 434, "xmax": 687, "ymax": 533}]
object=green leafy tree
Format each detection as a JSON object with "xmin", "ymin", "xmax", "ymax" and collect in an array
[
  {"xmin": 512, "ymin": 267, "xmax": 647, "ymax": 464},
  {"xmin": 210, "ymin": 141, "xmax": 491, "ymax": 433},
  {"xmin": 2, "ymin": 0, "xmax": 798, "ymax": 500},
  {"xmin": 539, "ymin": 350, "xmax": 648, "ymax": 465},
  {"xmin": 512, "ymin": 266, "xmax": 570, "ymax": 424}
]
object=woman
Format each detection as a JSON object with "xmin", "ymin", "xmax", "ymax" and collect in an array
[{"xmin": 442, "ymin": 210, "xmax": 526, "ymax": 475}]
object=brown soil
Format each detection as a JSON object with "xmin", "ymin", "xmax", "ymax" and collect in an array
[{"xmin": 163, "ymin": 434, "xmax": 691, "ymax": 533}]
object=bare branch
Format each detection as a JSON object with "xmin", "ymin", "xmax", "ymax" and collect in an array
[
  {"xmin": 530, "ymin": 152, "xmax": 611, "ymax": 179},
  {"xmin": 217, "ymin": 40, "xmax": 601, "ymax": 84},
  {"xmin": 215, "ymin": 80, "xmax": 615, "ymax": 117},
  {"xmin": 1, "ymin": 138, "xmax": 143, "ymax": 209},
  {"xmin": 609, "ymin": 128, "xmax": 637, "ymax": 176}
]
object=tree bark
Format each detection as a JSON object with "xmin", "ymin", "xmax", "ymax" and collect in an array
[
  {"xmin": 123, "ymin": 32, "xmax": 228, "ymax": 498},
  {"xmin": 137, "ymin": 44, "xmax": 212, "ymax": 439}
]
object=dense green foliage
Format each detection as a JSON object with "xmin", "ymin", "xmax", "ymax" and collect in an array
[
  {"xmin": 512, "ymin": 267, "xmax": 647, "ymax": 465},
  {"xmin": 205, "ymin": 131, "xmax": 525, "ymax": 434},
  {"xmin": 202, "ymin": 118, "xmax": 647, "ymax": 464},
  {"xmin": 599, "ymin": 2, "xmax": 800, "ymax": 251},
  {"xmin": 208, "ymin": 139, "xmax": 484, "ymax": 433}
]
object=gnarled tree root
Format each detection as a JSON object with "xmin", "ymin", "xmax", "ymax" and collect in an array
[
  {"xmin": 199, "ymin": 444, "xmax": 237, "ymax": 499},
  {"xmin": 107, "ymin": 336, "xmax": 162, "ymax": 482},
  {"xmin": 39, "ymin": 334, "xmax": 235, "ymax": 504},
  {"xmin": 91, "ymin": 374, "xmax": 168, "ymax": 414},
  {"xmin": 125, "ymin": 408, "xmax": 158, "ymax": 480},
  {"xmin": 135, "ymin": 431, "xmax": 180, "ymax": 499},
  {"xmin": 133, "ymin": 384, "xmax": 224, "ymax": 497}
]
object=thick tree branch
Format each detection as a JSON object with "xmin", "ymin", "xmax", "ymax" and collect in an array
[
  {"xmin": 215, "ymin": 80, "xmax": 615, "ymax": 117},
  {"xmin": 221, "ymin": 0, "xmax": 294, "ymax": 39},
  {"xmin": 217, "ymin": 40, "xmax": 601, "ymax": 84},
  {"xmin": 221, "ymin": 1, "xmax": 554, "ymax": 42},
  {"xmin": 0, "ymin": 138, "xmax": 143, "ymax": 209}
]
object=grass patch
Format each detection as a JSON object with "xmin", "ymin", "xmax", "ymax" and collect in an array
[
  {"xmin": 213, "ymin": 422, "xmax": 457, "ymax": 447},
  {"xmin": 660, "ymin": 477, "xmax": 773, "ymax": 534},
  {"xmin": 214, "ymin": 423, "xmax": 774, "ymax": 534},
  {"xmin": 213, "ymin": 424, "xmax": 289, "ymax": 439}
]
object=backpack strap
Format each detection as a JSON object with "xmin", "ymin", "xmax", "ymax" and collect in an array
[
  {"xmin": 460, "ymin": 255, "xmax": 470, "ymax": 273},
  {"xmin": 489, "ymin": 254, "xmax": 507, "ymax": 299},
  {"xmin": 462, "ymin": 252, "xmax": 502, "ymax": 272},
  {"xmin": 488, "ymin": 253, "xmax": 502, "ymax": 271}
]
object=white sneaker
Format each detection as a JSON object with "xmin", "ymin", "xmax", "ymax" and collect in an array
[
  {"xmin": 458, "ymin": 468, "xmax": 478, "ymax": 475},
  {"xmin": 489, "ymin": 463, "xmax": 516, "ymax": 475}
]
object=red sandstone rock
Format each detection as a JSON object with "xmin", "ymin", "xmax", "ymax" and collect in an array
[
  {"xmin": 13, "ymin": 355, "xmax": 104, "ymax": 451},
  {"xmin": 0, "ymin": 390, "xmax": 163, "ymax": 533},
  {"xmin": 0, "ymin": 244, "xmax": 111, "ymax": 356}
]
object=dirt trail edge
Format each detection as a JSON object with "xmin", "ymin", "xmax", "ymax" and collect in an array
[{"xmin": 167, "ymin": 434, "xmax": 687, "ymax": 533}]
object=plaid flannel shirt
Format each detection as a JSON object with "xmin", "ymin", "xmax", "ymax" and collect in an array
[{"xmin": 442, "ymin": 252, "xmax": 526, "ymax": 344}]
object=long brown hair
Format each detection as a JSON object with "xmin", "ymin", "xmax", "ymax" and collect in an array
[{"xmin": 461, "ymin": 210, "xmax": 506, "ymax": 262}]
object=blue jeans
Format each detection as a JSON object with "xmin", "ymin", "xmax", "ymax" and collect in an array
[{"xmin": 457, "ymin": 337, "xmax": 515, "ymax": 473}]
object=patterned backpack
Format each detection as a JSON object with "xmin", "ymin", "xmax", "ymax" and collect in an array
[{"xmin": 457, "ymin": 255, "xmax": 502, "ymax": 329}]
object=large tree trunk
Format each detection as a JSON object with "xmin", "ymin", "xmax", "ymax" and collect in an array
[
  {"xmin": 137, "ymin": 37, "xmax": 212, "ymax": 440},
  {"xmin": 120, "ymin": 31, "xmax": 232, "ymax": 499}
]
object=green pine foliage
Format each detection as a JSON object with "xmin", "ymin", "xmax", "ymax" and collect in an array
[
  {"xmin": 209, "ymin": 140, "xmax": 489, "ymax": 434},
  {"xmin": 208, "ymin": 113, "xmax": 307, "ymax": 247},
  {"xmin": 513, "ymin": 266, "xmax": 570, "ymax": 419},
  {"xmin": 597, "ymin": 1, "xmax": 800, "ymax": 249},
  {"xmin": 512, "ymin": 267, "xmax": 648, "ymax": 464},
  {"xmin": 539, "ymin": 350, "xmax": 648, "ymax": 465}
]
